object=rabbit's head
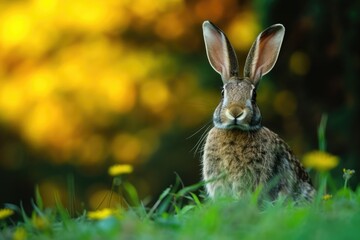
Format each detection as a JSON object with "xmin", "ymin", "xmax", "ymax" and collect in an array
[{"xmin": 203, "ymin": 21, "xmax": 285, "ymax": 131}]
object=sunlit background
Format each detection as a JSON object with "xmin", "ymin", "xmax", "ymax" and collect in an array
[{"xmin": 1, "ymin": 0, "xmax": 359, "ymax": 211}]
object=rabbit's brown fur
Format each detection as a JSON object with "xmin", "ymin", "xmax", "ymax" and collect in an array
[
  {"xmin": 203, "ymin": 127, "xmax": 314, "ymax": 201},
  {"xmin": 201, "ymin": 21, "xmax": 315, "ymax": 202}
]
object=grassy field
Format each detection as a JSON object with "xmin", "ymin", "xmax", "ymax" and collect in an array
[
  {"xmin": 1, "ymin": 117, "xmax": 359, "ymax": 240},
  {"xmin": 1, "ymin": 173, "xmax": 360, "ymax": 240}
]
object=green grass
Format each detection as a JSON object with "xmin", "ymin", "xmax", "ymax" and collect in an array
[
  {"xmin": 2, "ymin": 115, "xmax": 359, "ymax": 240},
  {"xmin": 1, "ymin": 176, "xmax": 360, "ymax": 240}
]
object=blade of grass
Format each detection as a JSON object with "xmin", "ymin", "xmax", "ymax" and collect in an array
[
  {"xmin": 175, "ymin": 181, "xmax": 205, "ymax": 198},
  {"xmin": 190, "ymin": 192, "xmax": 202, "ymax": 208},
  {"xmin": 156, "ymin": 174, "xmax": 184, "ymax": 215},
  {"xmin": 123, "ymin": 182, "xmax": 140, "ymax": 207},
  {"xmin": 20, "ymin": 202, "xmax": 32, "ymax": 226},
  {"xmin": 34, "ymin": 185, "xmax": 43, "ymax": 211},
  {"xmin": 147, "ymin": 187, "xmax": 172, "ymax": 218},
  {"xmin": 54, "ymin": 191, "xmax": 71, "ymax": 229},
  {"xmin": 318, "ymin": 113, "xmax": 328, "ymax": 152},
  {"xmin": 123, "ymin": 182, "xmax": 147, "ymax": 218},
  {"xmin": 66, "ymin": 174, "xmax": 76, "ymax": 217}
]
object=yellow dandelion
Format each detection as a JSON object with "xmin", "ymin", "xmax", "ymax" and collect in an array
[
  {"xmin": 13, "ymin": 227, "xmax": 27, "ymax": 240},
  {"xmin": 0, "ymin": 208, "xmax": 14, "ymax": 220},
  {"xmin": 87, "ymin": 208, "xmax": 114, "ymax": 220},
  {"xmin": 108, "ymin": 164, "xmax": 133, "ymax": 176},
  {"xmin": 322, "ymin": 194, "xmax": 332, "ymax": 201},
  {"xmin": 302, "ymin": 150, "xmax": 339, "ymax": 172},
  {"xmin": 32, "ymin": 215, "xmax": 49, "ymax": 230}
]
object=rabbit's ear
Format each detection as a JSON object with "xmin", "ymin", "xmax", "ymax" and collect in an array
[
  {"xmin": 203, "ymin": 21, "xmax": 239, "ymax": 83},
  {"xmin": 244, "ymin": 24, "xmax": 285, "ymax": 86}
]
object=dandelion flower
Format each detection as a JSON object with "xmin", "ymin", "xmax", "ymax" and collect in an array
[
  {"xmin": 32, "ymin": 215, "xmax": 50, "ymax": 230},
  {"xmin": 13, "ymin": 227, "xmax": 27, "ymax": 240},
  {"xmin": 322, "ymin": 194, "xmax": 332, "ymax": 201},
  {"xmin": 302, "ymin": 150, "xmax": 339, "ymax": 172},
  {"xmin": 343, "ymin": 168, "xmax": 355, "ymax": 188},
  {"xmin": 343, "ymin": 168, "xmax": 355, "ymax": 180},
  {"xmin": 0, "ymin": 208, "xmax": 14, "ymax": 220},
  {"xmin": 87, "ymin": 208, "xmax": 114, "ymax": 220},
  {"xmin": 108, "ymin": 164, "xmax": 133, "ymax": 176}
]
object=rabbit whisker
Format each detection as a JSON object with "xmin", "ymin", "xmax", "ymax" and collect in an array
[
  {"xmin": 190, "ymin": 122, "xmax": 213, "ymax": 157},
  {"xmin": 186, "ymin": 120, "xmax": 212, "ymax": 140}
]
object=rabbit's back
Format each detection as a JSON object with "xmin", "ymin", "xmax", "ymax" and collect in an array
[{"xmin": 202, "ymin": 127, "xmax": 314, "ymax": 201}]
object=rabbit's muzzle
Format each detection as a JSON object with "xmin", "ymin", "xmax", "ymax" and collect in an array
[
  {"xmin": 225, "ymin": 106, "xmax": 245, "ymax": 120},
  {"xmin": 224, "ymin": 105, "xmax": 248, "ymax": 126}
]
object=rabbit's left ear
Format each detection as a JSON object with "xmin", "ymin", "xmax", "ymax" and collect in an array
[
  {"xmin": 244, "ymin": 24, "xmax": 285, "ymax": 86},
  {"xmin": 203, "ymin": 21, "xmax": 239, "ymax": 83}
]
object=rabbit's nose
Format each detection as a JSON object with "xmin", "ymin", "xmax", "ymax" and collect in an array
[{"xmin": 226, "ymin": 107, "xmax": 245, "ymax": 120}]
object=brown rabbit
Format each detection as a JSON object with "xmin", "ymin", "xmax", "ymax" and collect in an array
[{"xmin": 201, "ymin": 21, "xmax": 315, "ymax": 202}]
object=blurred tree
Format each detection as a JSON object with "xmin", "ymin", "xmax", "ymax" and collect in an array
[
  {"xmin": 0, "ymin": 0, "xmax": 248, "ymax": 209},
  {"xmin": 255, "ymin": 0, "xmax": 360, "ymax": 185}
]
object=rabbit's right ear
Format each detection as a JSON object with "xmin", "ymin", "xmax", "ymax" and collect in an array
[{"xmin": 203, "ymin": 21, "xmax": 239, "ymax": 83}]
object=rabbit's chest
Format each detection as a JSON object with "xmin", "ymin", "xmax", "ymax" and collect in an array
[
  {"xmin": 206, "ymin": 140, "xmax": 270, "ymax": 177},
  {"xmin": 203, "ymin": 128, "xmax": 275, "ymax": 187}
]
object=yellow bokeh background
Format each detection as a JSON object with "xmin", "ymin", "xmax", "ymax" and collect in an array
[
  {"xmin": 0, "ymin": 0, "xmax": 263, "ymax": 209},
  {"xmin": 2, "ymin": 0, "xmax": 346, "ymax": 210},
  {"xmin": 0, "ymin": 0, "xmax": 260, "ymax": 165}
]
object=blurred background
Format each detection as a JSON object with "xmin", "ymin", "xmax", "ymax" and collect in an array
[{"xmin": 0, "ymin": 0, "xmax": 359, "ymax": 212}]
